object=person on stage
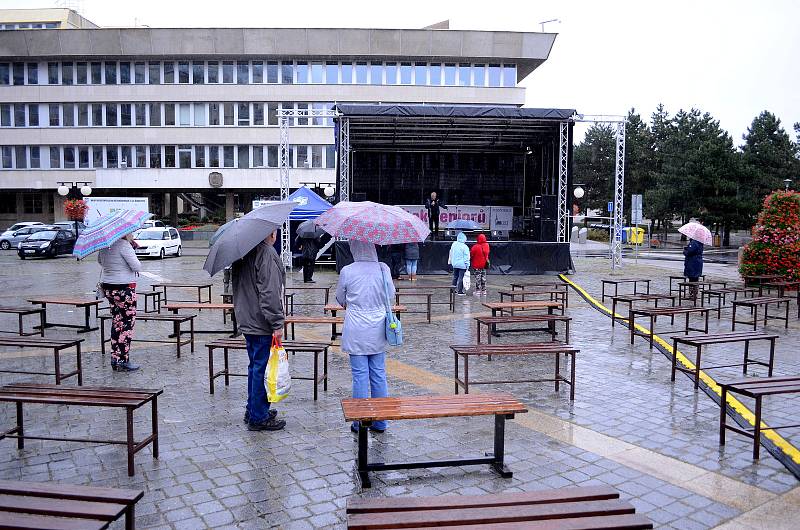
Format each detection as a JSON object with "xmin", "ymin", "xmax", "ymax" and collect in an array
[{"xmin": 424, "ymin": 192, "xmax": 448, "ymax": 240}]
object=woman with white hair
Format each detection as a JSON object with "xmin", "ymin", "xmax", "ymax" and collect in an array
[{"xmin": 336, "ymin": 240, "xmax": 396, "ymax": 433}]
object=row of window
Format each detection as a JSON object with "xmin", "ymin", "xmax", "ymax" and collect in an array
[
  {"xmin": 0, "ymin": 102, "xmax": 335, "ymax": 128},
  {"xmin": 0, "ymin": 60, "xmax": 517, "ymax": 88},
  {"xmin": 0, "ymin": 22, "xmax": 59, "ymax": 30},
  {"xmin": 1, "ymin": 144, "xmax": 336, "ymax": 170}
]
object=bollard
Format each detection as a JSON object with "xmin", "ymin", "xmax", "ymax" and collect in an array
[{"xmin": 578, "ymin": 227, "xmax": 588, "ymax": 244}]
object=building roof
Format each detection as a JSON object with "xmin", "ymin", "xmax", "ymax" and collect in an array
[
  {"xmin": 0, "ymin": 27, "xmax": 556, "ymax": 81},
  {"xmin": 0, "ymin": 8, "xmax": 98, "ymax": 29}
]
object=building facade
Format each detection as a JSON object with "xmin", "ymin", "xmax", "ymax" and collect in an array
[{"xmin": 0, "ymin": 9, "xmax": 555, "ymax": 224}]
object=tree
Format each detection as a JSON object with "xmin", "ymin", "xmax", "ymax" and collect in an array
[
  {"xmin": 622, "ymin": 108, "xmax": 653, "ymax": 224},
  {"xmin": 741, "ymin": 111, "xmax": 800, "ymax": 208},
  {"xmin": 573, "ymin": 123, "xmax": 616, "ymax": 212},
  {"xmin": 644, "ymin": 104, "xmax": 679, "ymax": 240}
]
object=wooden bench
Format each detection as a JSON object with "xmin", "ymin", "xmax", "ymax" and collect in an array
[
  {"xmin": 742, "ymin": 274, "xmax": 784, "ymax": 287},
  {"xmin": 600, "ymin": 278, "xmax": 651, "ymax": 302},
  {"xmin": 345, "ymin": 485, "xmax": 653, "ymax": 529},
  {"xmin": 205, "ymin": 338, "xmax": 331, "ymax": 400},
  {"xmin": 0, "ymin": 479, "xmax": 144, "ymax": 530},
  {"xmin": 341, "ymin": 393, "xmax": 527, "ymax": 488},
  {"xmin": 0, "ymin": 306, "xmax": 45, "ymax": 337},
  {"xmin": 27, "ymin": 297, "xmax": 101, "ymax": 333},
  {"xmin": 285, "ymin": 285, "xmax": 331, "ymax": 306},
  {"xmin": 0, "ymin": 383, "xmax": 161, "ymax": 476},
  {"xmin": 325, "ymin": 304, "xmax": 406, "ymax": 319},
  {"xmin": 0, "ymin": 337, "xmax": 83, "ymax": 385},
  {"xmin": 395, "ymin": 283, "xmax": 455, "ymax": 312},
  {"xmin": 762, "ymin": 281, "xmax": 800, "ymax": 319},
  {"xmin": 450, "ymin": 343, "xmax": 578, "ymax": 399},
  {"xmin": 677, "ymin": 280, "xmax": 728, "ymax": 305},
  {"xmin": 669, "ymin": 274, "xmax": 705, "ymax": 294},
  {"xmin": 137, "ymin": 290, "xmax": 162, "ymax": 313},
  {"xmin": 610, "ymin": 293, "xmax": 676, "ymax": 327},
  {"xmin": 670, "ymin": 331, "xmax": 778, "ymax": 388},
  {"xmin": 482, "ymin": 300, "xmax": 563, "ymax": 317},
  {"xmin": 150, "ymin": 282, "xmax": 212, "ymax": 304},
  {"xmin": 731, "ymin": 296, "xmax": 792, "ymax": 330},
  {"xmin": 629, "ymin": 306, "xmax": 710, "ymax": 349},
  {"xmin": 498, "ymin": 288, "xmax": 568, "ymax": 308},
  {"xmin": 284, "ymin": 315, "xmax": 344, "ymax": 341},
  {"xmin": 720, "ymin": 376, "xmax": 800, "ymax": 459},
  {"xmin": 221, "ymin": 292, "xmax": 295, "ymax": 316},
  {"xmin": 393, "ymin": 291, "xmax": 433, "ymax": 322},
  {"xmin": 99, "ymin": 314, "xmax": 195, "ymax": 358},
  {"xmin": 702, "ymin": 286, "xmax": 760, "ymax": 318},
  {"xmin": 163, "ymin": 303, "xmax": 237, "ymax": 336},
  {"xmin": 474, "ymin": 314, "xmax": 571, "ymax": 344}
]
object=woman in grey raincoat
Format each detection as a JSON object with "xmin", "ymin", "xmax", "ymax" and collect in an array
[{"xmin": 336, "ymin": 240, "xmax": 395, "ymax": 433}]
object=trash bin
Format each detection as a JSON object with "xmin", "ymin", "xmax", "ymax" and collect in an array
[
  {"xmin": 629, "ymin": 227, "xmax": 645, "ymax": 245},
  {"xmin": 622, "ymin": 227, "xmax": 629, "ymax": 244},
  {"xmin": 713, "ymin": 234, "xmax": 721, "ymax": 247}
]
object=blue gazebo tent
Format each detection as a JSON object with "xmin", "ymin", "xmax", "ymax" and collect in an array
[{"xmin": 287, "ymin": 186, "xmax": 332, "ymax": 220}]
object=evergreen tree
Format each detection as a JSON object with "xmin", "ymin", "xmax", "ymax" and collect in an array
[
  {"xmin": 644, "ymin": 104, "xmax": 677, "ymax": 240},
  {"xmin": 741, "ymin": 111, "xmax": 800, "ymax": 206},
  {"xmin": 572, "ymin": 123, "xmax": 616, "ymax": 212},
  {"xmin": 623, "ymin": 108, "xmax": 653, "ymax": 224}
]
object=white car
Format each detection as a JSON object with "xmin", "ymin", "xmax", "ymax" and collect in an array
[
  {"xmin": 141, "ymin": 220, "xmax": 166, "ymax": 229},
  {"xmin": 133, "ymin": 227, "xmax": 182, "ymax": 259},
  {"xmin": 0, "ymin": 221, "xmax": 45, "ymax": 249}
]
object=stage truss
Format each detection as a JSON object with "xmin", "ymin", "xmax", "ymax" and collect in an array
[{"xmin": 278, "ymin": 108, "xmax": 338, "ymax": 268}]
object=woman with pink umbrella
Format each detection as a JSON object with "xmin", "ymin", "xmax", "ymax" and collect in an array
[{"xmin": 679, "ymin": 222, "xmax": 712, "ymax": 300}]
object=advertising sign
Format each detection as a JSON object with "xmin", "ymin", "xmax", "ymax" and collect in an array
[
  {"xmin": 396, "ymin": 205, "xmax": 514, "ymax": 232},
  {"xmin": 84, "ymin": 197, "xmax": 149, "ymax": 226},
  {"xmin": 490, "ymin": 206, "xmax": 514, "ymax": 231}
]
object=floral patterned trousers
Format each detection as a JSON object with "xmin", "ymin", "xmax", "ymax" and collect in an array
[
  {"xmin": 473, "ymin": 268, "xmax": 487, "ymax": 292},
  {"xmin": 103, "ymin": 286, "xmax": 137, "ymax": 364}
]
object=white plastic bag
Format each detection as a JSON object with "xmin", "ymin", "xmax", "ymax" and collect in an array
[
  {"xmin": 462, "ymin": 269, "xmax": 471, "ymax": 291},
  {"xmin": 266, "ymin": 337, "xmax": 291, "ymax": 402}
]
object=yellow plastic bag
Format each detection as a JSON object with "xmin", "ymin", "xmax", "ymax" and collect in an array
[{"xmin": 266, "ymin": 337, "xmax": 291, "ymax": 403}]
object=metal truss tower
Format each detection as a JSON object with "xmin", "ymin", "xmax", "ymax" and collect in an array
[{"xmin": 557, "ymin": 121, "xmax": 570, "ymax": 242}]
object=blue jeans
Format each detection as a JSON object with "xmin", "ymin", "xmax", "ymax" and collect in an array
[
  {"xmin": 452, "ymin": 267, "xmax": 466, "ymax": 293},
  {"xmin": 349, "ymin": 353, "xmax": 388, "ymax": 430},
  {"xmin": 406, "ymin": 259, "xmax": 418, "ymax": 275},
  {"xmin": 244, "ymin": 334, "xmax": 272, "ymax": 424}
]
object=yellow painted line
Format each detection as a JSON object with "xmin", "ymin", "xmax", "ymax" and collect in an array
[{"xmin": 559, "ymin": 274, "xmax": 800, "ymax": 466}]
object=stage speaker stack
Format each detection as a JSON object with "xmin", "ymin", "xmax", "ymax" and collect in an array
[{"xmin": 533, "ymin": 195, "xmax": 558, "ymax": 242}]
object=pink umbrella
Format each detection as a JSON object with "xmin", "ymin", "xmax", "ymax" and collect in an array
[
  {"xmin": 678, "ymin": 222, "xmax": 712, "ymax": 245},
  {"xmin": 314, "ymin": 201, "xmax": 430, "ymax": 244}
]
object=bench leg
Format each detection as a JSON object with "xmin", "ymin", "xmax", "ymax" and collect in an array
[
  {"xmin": 743, "ymin": 341, "xmax": 750, "ymax": 375},
  {"xmin": 491, "ymin": 414, "xmax": 512, "ymax": 478},
  {"xmin": 554, "ymin": 352, "xmax": 560, "ymax": 393},
  {"xmin": 174, "ymin": 321, "xmax": 181, "ymax": 358},
  {"xmin": 753, "ymin": 397, "xmax": 762, "ymax": 460},
  {"xmin": 16, "ymin": 402, "xmax": 24, "ymax": 449},
  {"xmin": 126, "ymin": 407, "xmax": 135, "ymax": 476},
  {"xmin": 476, "ymin": 320, "xmax": 481, "ymax": 345},
  {"xmin": 464, "ymin": 355, "xmax": 469, "ymax": 394},
  {"xmin": 125, "ymin": 504, "xmax": 135, "ymax": 530},
  {"xmin": 313, "ymin": 351, "xmax": 319, "ymax": 401},
  {"xmin": 54, "ymin": 348, "xmax": 61, "ymax": 385},
  {"xmin": 100, "ymin": 317, "xmax": 106, "ymax": 356},
  {"xmin": 224, "ymin": 348, "xmax": 230, "ymax": 387},
  {"xmin": 694, "ymin": 345, "xmax": 702, "ymax": 389},
  {"xmin": 151, "ymin": 396, "xmax": 159, "ymax": 460},
  {"xmin": 569, "ymin": 352, "xmax": 576, "ymax": 401},
  {"xmin": 208, "ymin": 347, "xmax": 215, "ymax": 394},
  {"xmin": 768, "ymin": 339, "xmax": 775, "ymax": 377},
  {"xmin": 323, "ymin": 348, "xmax": 329, "ymax": 391},
  {"xmin": 454, "ymin": 351, "xmax": 459, "ymax": 395},
  {"xmin": 671, "ymin": 339, "xmax": 678, "ymax": 382},
  {"xmin": 76, "ymin": 343, "xmax": 82, "ymax": 386},
  {"xmin": 719, "ymin": 386, "xmax": 727, "ymax": 446},
  {"xmin": 39, "ymin": 309, "xmax": 45, "ymax": 337},
  {"xmin": 358, "ymin": 422, "xmax": 371, "ymax": 488}
]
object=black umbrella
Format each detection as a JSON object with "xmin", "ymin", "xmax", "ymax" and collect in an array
[{"xmin": 296, "ymin": 219, "xmax": 326, "ymax": 239}]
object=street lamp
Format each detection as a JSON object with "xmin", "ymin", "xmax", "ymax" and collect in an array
[
  {"xmin": 784, "ymin": 179, "xmax": 792, "ymax": 191},
  {"xmin": 56, "ymin": 181, "xmax": 92, "ymax": 235},
  {"xmin": 573, "ymin": 186, "xmax": 585, "ymax": 199}
]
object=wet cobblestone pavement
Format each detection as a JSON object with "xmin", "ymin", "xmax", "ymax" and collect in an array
[{"xmin": 0, "ymin": 250, "xmax": 797, "ymax": 528}]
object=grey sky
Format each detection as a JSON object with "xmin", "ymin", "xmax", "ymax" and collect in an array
[{"xmin": 4, "ymin": 0, "xmax": 798, "ymax": 144}]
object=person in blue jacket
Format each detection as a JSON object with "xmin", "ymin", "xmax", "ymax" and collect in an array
[
  {"xmin": 683, "ymin": 238, "xmax": 704, "ymax": 300},
  {"xmin": 448, "ymin": 232, "xmax": 470, "ymax": 295}
]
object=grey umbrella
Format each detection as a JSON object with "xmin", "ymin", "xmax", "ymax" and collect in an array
[
  {"xmin": 203, "ymin": 201, "xmax": 298, "ymax": 276},
  {"xmin": 296, "ymin": 219, "xmax": 325, "ymax": 239}
]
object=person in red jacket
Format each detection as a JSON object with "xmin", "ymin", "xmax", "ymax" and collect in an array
[{"xmin": 469, "ymin": 233, "xmax": 490, "ymax": 296}]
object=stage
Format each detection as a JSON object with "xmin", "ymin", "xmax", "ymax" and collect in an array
[{"xmin": 334, "ymin": 241, "xmax": 573, "ymax": 275}]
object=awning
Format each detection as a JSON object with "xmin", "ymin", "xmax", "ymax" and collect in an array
[{"xmin": 287, "ymin": 186, "xmax": 332, "ymax": 220}]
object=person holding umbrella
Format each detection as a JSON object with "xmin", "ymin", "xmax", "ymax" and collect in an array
[
  {"xmin": 295, "ymin": 219, "xmax": 323, "ymax": 283},
  {"xmin": 679, "ymin": 222, "xmax": 711, "ymax": 301}
]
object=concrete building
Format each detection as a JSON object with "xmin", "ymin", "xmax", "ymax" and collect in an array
[{"xmin": 0, "ymin": 9, "xmax": 556, "ymax": 225}]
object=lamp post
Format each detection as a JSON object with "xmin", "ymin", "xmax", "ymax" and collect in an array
[
  {"xmin": 784, "ymin": 179, "xmax": 792, "ymax": 191},
  {"xmin": 57, "ymin": 181, "xmax": 92, "ymax": 235}
]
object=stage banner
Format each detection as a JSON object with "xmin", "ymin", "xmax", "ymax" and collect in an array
[
  {"xmin": 396, "ymin": 205, "xmax": 493, "ymax": 230},
  {"xmin": 490, "ymin": 206, "xmax": 513, "ymax": 231}
]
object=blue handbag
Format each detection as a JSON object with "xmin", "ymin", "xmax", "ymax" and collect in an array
[{"xmin": 381, "ymin": 265, "xmax": 403, "ymax": 346}]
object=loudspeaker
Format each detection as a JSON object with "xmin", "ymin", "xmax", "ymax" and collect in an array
[
  {"xmin": 540, "ymin": 195, "xmax": 557, "ymax": 220},
  {"xmin": 540, "ymin": 219, "xmax": 557, "ymax": 242}
]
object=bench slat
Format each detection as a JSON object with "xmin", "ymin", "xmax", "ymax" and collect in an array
[
  {"xmin": 342, "ymin": 393, "xmax": 526, "ymax": 422},
  {"xmin": 390, "ymin": 514, "xmax": 653, "ymax": 530},
  {"xmin": 474, "ymin": 315, "xmax": 570, "ymax": 324},
  {"xmin": 285, "ymin": 316, "xmax": 343, "ymax": 323},
  {"xmin": 163, "ymin": 303, "xmax": 230, "ymax": 309},
  {"xmin": 0, "ymin": 494, "xmax": 123, "ymax": 520},
  {"xmin": 27, "ymin": 298, "xmax": 100, "ymax": 306},
  {"xmin": 671, "ymin": 332, "xmax": 779, "ymax": 345},
  {"xmin": 0, "ymin": 338, "xmax": 83, "ymax": 347},
  {"xmin": 0, "ymin": 510, "xmax": 107, "ymax": 530},
  {"xmin": 0, "ymin": 480, "xmax": 142, "ymax": 504}
]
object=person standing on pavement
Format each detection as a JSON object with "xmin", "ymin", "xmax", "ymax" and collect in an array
[
  {"xmin": 336, "ymin": 240, "xmax": 394, "ymax": 434},
  {"xmin": 683, "ymin": 237, "xmax": 704, "ymax": 300},
  {"xmin": 232, "ymin": 230, "xmax": 286, "ymax": 432},
  {"xmin": 295, "ymin": 233, "xmax": 319, "ymax": 283},
  {"xmin": 424, "ymin": 192, "xmax": 448, "ymax": 240},
  {"xmin": 470, "ymin": 233, "xmax": 490, "ymax": 296},
  {"xmin": 448, "ymin": 231, "xmax": 470, "ymax": 295},
  {"xmin": 98, "ymin": 233, "xmax": 141, "ymax": 372},
  {"xmin": 404, "ymin": 241, "xmax": 420, "ymax": 281}
]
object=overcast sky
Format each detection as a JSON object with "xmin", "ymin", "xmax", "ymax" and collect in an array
[{"xmin": 5, "ymin": 0, "xmax": 799, "ymax": 145}]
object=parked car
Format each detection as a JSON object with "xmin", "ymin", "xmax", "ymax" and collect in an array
[
  {"xmin": 0, "ymin": 222, "xmax": 44, "ymax": 249},
  {"xmin": 1, "ymin": 225, "xmax": 55, "ymax": 250},
  {"xmin": 133, "ymin": 227, "xmax": 182, "ymax": 259},
  {"xmin": 141, "ymin": 220, "xmax": 166, "ymax": 229},
  {"xmin": 52, "ymin": 221, "xmax": 86, "ymax": 235},
  {"xmin": 17, "ymin": 229, "xmax": 76, "ymax": 259}
]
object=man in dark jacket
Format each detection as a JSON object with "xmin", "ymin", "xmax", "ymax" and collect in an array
[
  {"xmin": 424, "ymin": 192, "xmax": 448, "ymax": 240},
  {"xmin": 683, "ymin": 239, "xmax": 704, "ymax": 300},
  {"xmin": 295, "ymin": 234, "xmax": 320, "ymax": 283},
  {"xmin": 232, "ymin": 230, "xmax": 286, "ymax": 431}
]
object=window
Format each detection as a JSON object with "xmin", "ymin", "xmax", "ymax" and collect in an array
[
  {"xmin": 120, "ymin": 146, "xmax": 131, "ymax": 168},
  {"xmin": 49, "ymin": 104, "xmax": 60, "ymax": 126},
  {"xmin": 267, "ymin": 145, "xmax": 278, "ymax": 167},
  {"xmin": 253, "ymin": 61, "xmax": 264, "ymax": 83},
  {"xmin": 209, "ymin": 146, "xmax": 219, "ymax": 167},
  {"xmin": 134, "ymin": 62, "xmax": 146, "ymax": 83},
  {"xmin": 121, "ymin": 104, "xmax": 131, "ymax": 126},
  {"xmin": 50, "ymin": 146, "xmax": 60, "ymax": 168},
  {"xmin": 119, "ymin": 62, "xmax": 131, "ymax": 84},
  {"xmin": 488, "ymin": 64, "xmax": 501, "ymax": 87},
  {"xmin": 91, "ymin": 62, "xmax": 102, "ymax": 84},
  {"xmin": 92, "ymin": 104, "xmax": 103, "ymax": 126},
  {"xmin": 326, "ymin": 145, "xmax": 336, "ymax": 168},
  {"xmin": 28, "ymin": 104, "xmax": 38, "ymax": 126},
  {"xmin": 179, "ymin": 104, "xmax": 190, "ymax": 126},
  {"xmin": 163, "ymin": 62, "xmax": 174, "ymax": 83},
  {"xmin": 267, "ymin": 103, "xmax": 278, "ymax": 125},
  {"xmin": 311, "ymin": 62, "xmax": 324, "ymax": 83},
  {"xmin": 193, "ymin": 104, "xmax": 206, "ymax": 126},
  {"xmin": 414, "ymin": 62, "xmax": 427, "ymax": 85},
  {"xmin": 61, "ymin": 62, "xmax": 73, "ymax": 85},
  {"xmin": 62, "ymin": 103, "xmax": 74, "ymax": 126},
  {"xmin": 14, "ymin": 104, "xmax": 25, "ymax": 127},
  {"xmin": 253, "ymin": 145, "xmax": 264, "ymax": 167},
  {"xmin": 325, "ymin": 62, "xmax": 338, "ymax": 83},
  {"xmin": 164, "ymin": 104, "xmax": 175, "ymax": 126},
  {"xmin": 0, "ymin": 63, "xmax": 8, "ymax": 85},
  {"xmin": 135, "ymin": 145, "xmax": 147, "ymax": 167},
  {"xmin": 106, "ymin": 146, "xmax": 118, "ymax": 167},
  {"xmin": 312, "ymin": 103, "xmax": 325, "ymax": 126},
  {"xmin": 0, "ymin": 105, "xmax": 8, "ymax": 127},
  {"xmin": 237, "ymin": 103, "xmax": 249, "ymax": 126},
  {"xmin": 341, "ymin": 62, "xmax": 353, "ymax": 84},
  {"xmin": 64, "ymin": 147, "xmax": 75, "ymax": 168},
  {"xmin": 458, "ymin": 64, "xmax": 470, "ymax": 86},
  {"xmin": 223, "ymin": 104, "xmax": 234, "ymax": 126},
  {"xmin": 1, "ymin": 146, "xmax": 11, "ymax": 168},
  {"xmin": 15, "ymin": 146, "xmax": 26, "ymax": 168},
  {"xmin": 266, "ymin": 61, "xmax": 278, "ymax": 83},
  {"xmin": 355, "ymin": 62, "xmax": 368, "ymax": 83},
  {"xmin": 237, "ymin": 61, "xmax": 249, "ymax": 84},
  {"xmin": 163, "ymin": 146, "xmax": 176, "ymax": 167},
  {"xmin": 296, "ymin": 103, "xmax": 308, "ymax": 126},
  {"xmin": 23, "ymin": 193, "xmax": 42, "ymax": 214},
  {"xmin": 30, "ymin": 146, "xmax": 40, "ymax": 168},
  {"xmin": 399, "ymin": 62, "xmax": 412, "ymax": 84},
  {"xmin": 385, "ymin": 62, "xmax": 397, "ymax": 84},
  {"xmin": 296, "ymin": 61, "xmax": 308, "ymax": 83},
  {"xmin": 149, "ymin": 103, "xmax": 161, "ymax": 126},
  {"xmin": 75, "ymin": 104, "xmax": 86, "ymax": 127},
  {"xmin": 444, "ymin": 63, "xmax": 456, "ymax": 85},
  {"xmin": 253, "ymin": 103, "xmax": 264, "ymax": 125},
  {"xmin": 0, "ymin": 192, "xmax": 13, "ymax": 214},
  {"xmin": 27, "ymin": 63, "xmax": 38, "ymax": 84},
  {"xmin": 192, "ymin": 61, "xmax": 204, "ymax": 84},
  {"xmin": 311, "ymin": 145, "xmax": 323, "ymax": 168},
  {"xmin": 280, "ymin": 62, "xmax": 293, "ymax": 84},
  {"xmin": 48, "ymin": 62, "xmax": 59, "ymax": 84},
  {"xmin": 502, "ymin": 64, "xmax": 516, "ymax": 87},
  {"xmin": 178, "ymin": 145, "xmax": 191, "ymax": 168},
  {"xmin": 148, "ymin": 62, "xmax": 160, "ymax": 84},
  {"xmin": 11, "ymin": 63, "xmax": 22, "ymax": 86},
  {"xmin": 135, "ymin": 104, "xmax": 146, "ymax": 126},
  {"xmin": 92, "ymin": 145, "xmax": 103, "ymax": 168},
  {"xmin": 369, "ymin": 63, "xmax": 382, "ymax": 85},
  {"xmin": 105, "ymin": 104, "xmax": 118, "ymax": 126},
  {"xmin": 207, "ymin": 61, "xmax": 218, "ymax": 83},
  {"xmin": 78, "ymin": 146, "xmax": 89, "ymax": 168},
  {"xmin": 77, "ymin": 62, "xmax": 87, "ymax": 84},
  {"xmin": 178, "ymin": 61, "xmax": 189, "ymax": 83},
  {"xmin": 149, "ymin": 145, "xmax": 161, "ymax": 168},
  {"xmin": 223, "ymin": 145, "xmax": 234, "ymax": 167},
  {"xmin": 222, "ymin": 61, "xmax": 234, "ymax": 83},
  {"xmin": 195, "ymin": 146, "xmax": 205, "ymax": 167},
  {"xmin": 237, "ymin": 145, "xmax": 249, "ymax": 168},
  {"xmin": 209, "ymin": 103, "xmax": 220, "ymax": 126},
  {"xmin": 296, "ymin": 145, "xmax": 309, "ymax": 168},
  {"xmin": 104, "ymin": 62, "xmax": 117, "ymax": 84}
]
